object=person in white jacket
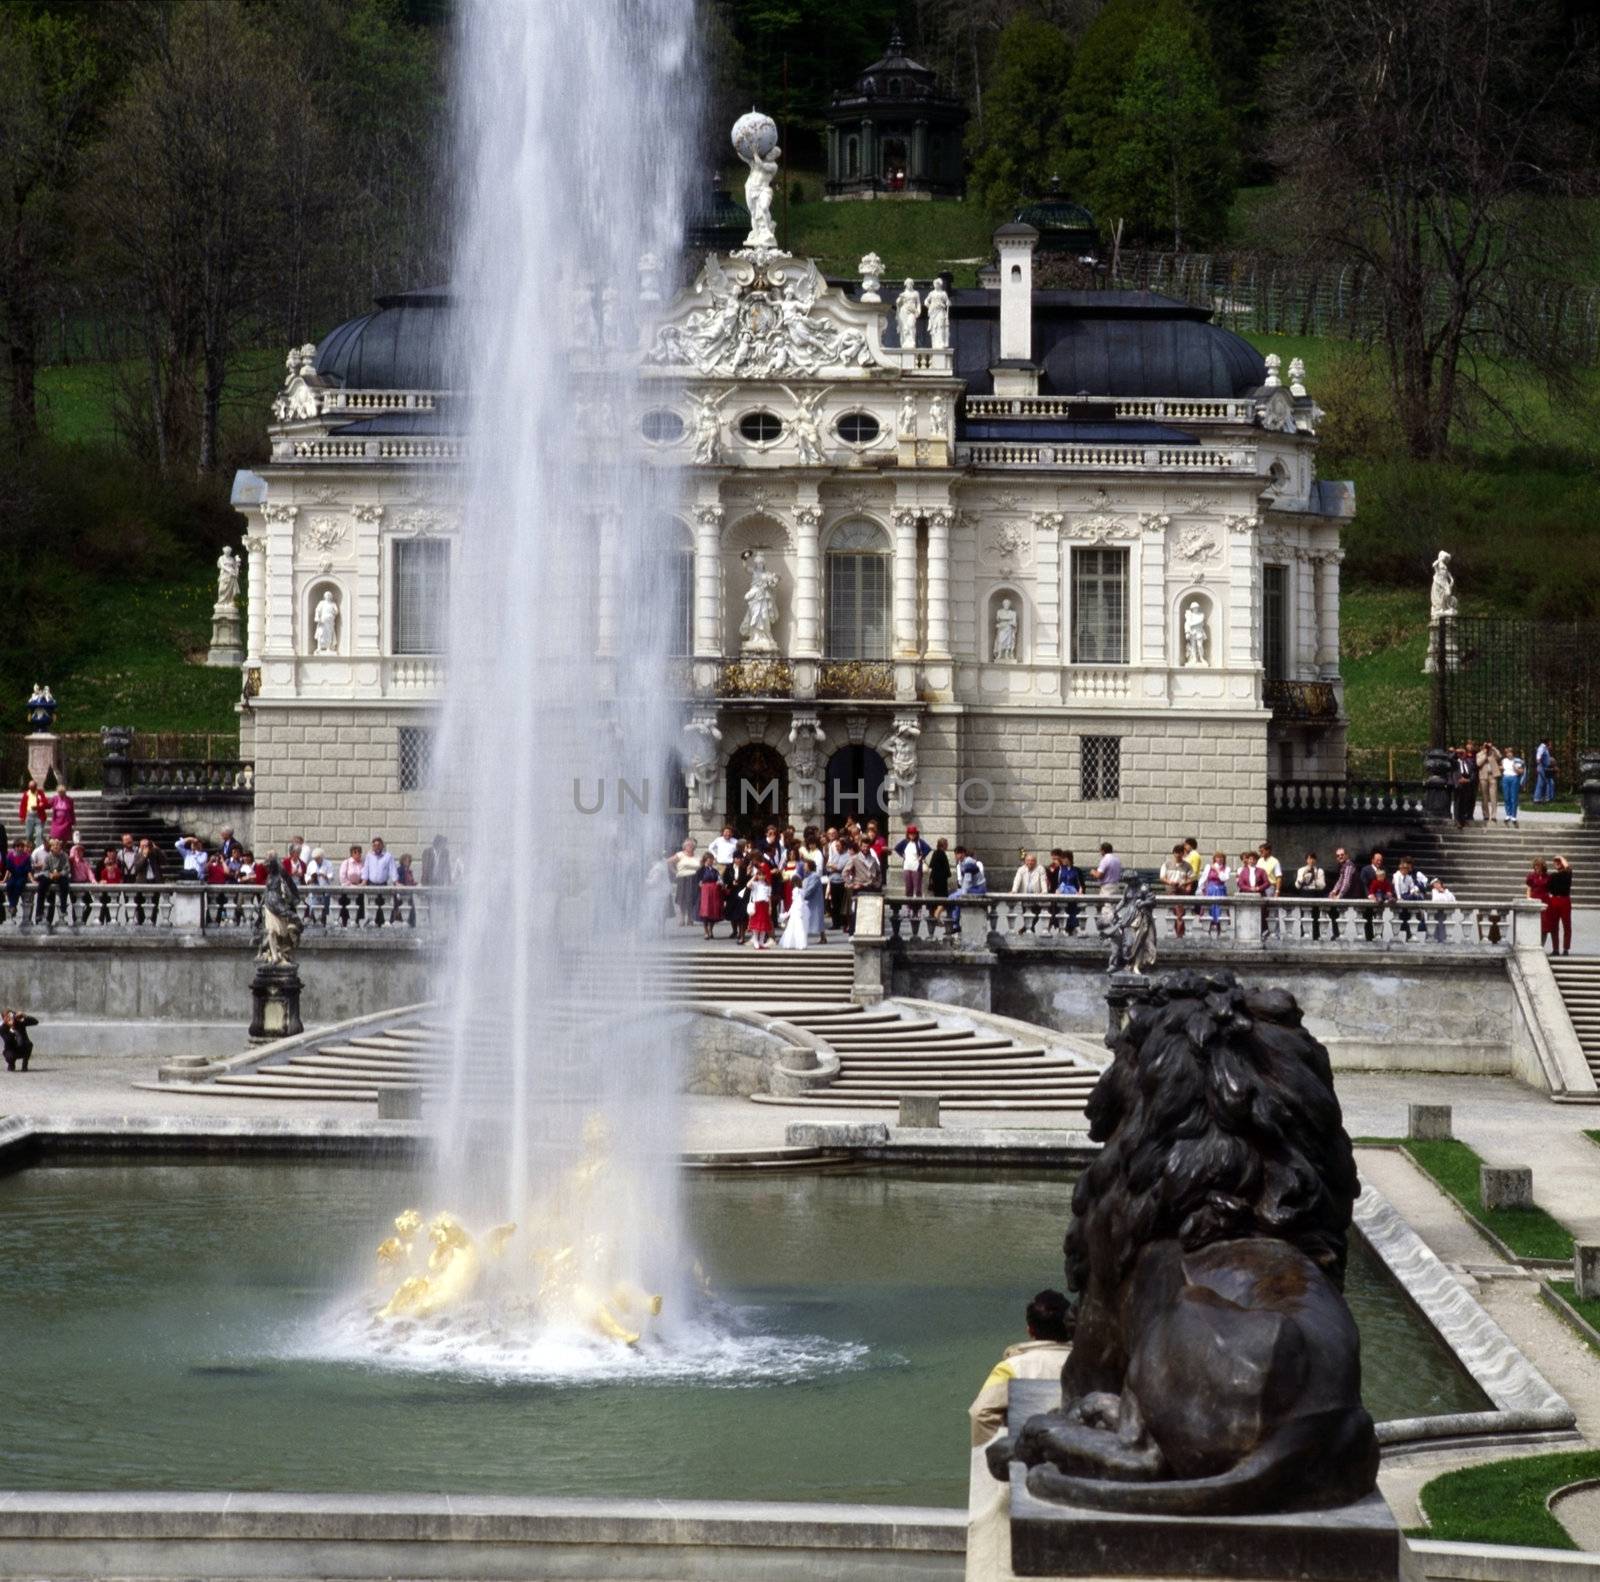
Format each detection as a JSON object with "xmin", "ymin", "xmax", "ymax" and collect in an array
[{"xmin": 1010, "ymin": 851, "xmax": 1049, "ymax": 932}]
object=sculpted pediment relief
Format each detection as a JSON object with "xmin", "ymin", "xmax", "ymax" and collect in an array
[{"xmin": 644, "ymin": 253, "xmax": 893, "ymax": 380}]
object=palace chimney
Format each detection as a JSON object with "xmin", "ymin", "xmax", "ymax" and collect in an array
[{"xmin": 991, "ymin": 221, "xmax": 1039, "ymax": 397}]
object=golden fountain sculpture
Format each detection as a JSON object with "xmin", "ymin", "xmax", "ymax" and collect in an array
[{"xmin": 373, "ymin": 1114, "xmax": 668, "ymax": 1345}]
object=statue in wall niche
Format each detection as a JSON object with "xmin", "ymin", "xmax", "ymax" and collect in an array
[
  {"xmin": 739, "ymin": 551, "xmax": 780, "ymax": 654},
  {"xmin": 899, "ymin": 391, "xmax": 918, "ymax": 439},
  {"xmin": 313, "ymin": 589, "xmax": 340, "ymax": 655},
  {"xmin": 988, "ymin": 969, "xmax": 1378, "ymax": 1517},
  {"xmin": 895, "ymin": 278, "xmax": 922, "ymax": 349},
  {"xmin": 1430, "ymin": 549, "xmax": 1457, "ymax": 621},
  {"xmin": 929, "ymin": 397, "xmax": 948, "ymax": 439},
  {"xmin": 783, "ymin": 385, "xmax": 827, "ymax": 465},
  {"xmin": 731, "ymin": 112, "xmax": 781, "ymax": 252},
  {"xmin": 924, "ymin": 278, "xmax": 951, "ymax": 349},
  {"xmin": 256, "ymin": 857, "xmax": 303, "ymax": 966},
  {"xmin": 215, "ymin": 546, "xmax": 240, "ymax": 607},
  {"xmin": 1183, "ymin": 600, "xmax": 1209, "ymax": 665},
  {"xmin": 993, "ymin": 598, "xmax": 1018, "ymax": 663}
]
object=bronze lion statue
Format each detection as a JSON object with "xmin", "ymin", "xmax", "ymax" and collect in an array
[{"xmin": 989, "ymin": 971, "xmax": 1379, "ymax": 1515}]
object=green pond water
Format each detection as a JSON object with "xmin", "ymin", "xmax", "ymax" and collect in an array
[{"xmin": 0, "ymin": 1161, "xmax": 1487, "ymax": 1507}]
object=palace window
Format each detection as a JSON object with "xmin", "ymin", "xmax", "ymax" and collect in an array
[
  {"xmin": 669, "ymin": 540, "xmax": 694, "ymax": 656},
  {"xmin": 397, "ymin": 725, "xmax": 435, "ymax": 793},
  {"xmin": 641, "ymin": 408, "xmax": 684, "ymax": 444},
  {"xmin": 837, "ymin": 411, "xmax": 880, "ymax": 446},
  {"xmin": 392, "ymin": 537, "xmax": 450, "ymax": 655},
  {"xmin": 738, "ymin": 410, "xmax": 783, "ymax": 445},
  {"xmin": 1262, "ymin": 564, "xmax": 1288, "ymax": 680},
  {"xmin": 1080, "ymin": 736, "xmax": 1121, "ymax": 802},
  {"xmin": 1070, "ymin": 547, "xmax": 1128, "ymax": 664},
  {"xmin": 825, "ymin": 520, "xmax": 890, "ymax": 660}
]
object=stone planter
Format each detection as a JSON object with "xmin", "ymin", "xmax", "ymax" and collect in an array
[
  {"xmin": 1579, "ymin": 750, "xmax": 1600, "ymax": 824},
  {"xmin": 1422, "ymin": 747, "xmax": 1456, "ymax": 820}
]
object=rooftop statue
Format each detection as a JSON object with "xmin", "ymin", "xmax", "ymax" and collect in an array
[
  {"xmin": 731, "ymin": 111, "xmax": 781, "ymax": 252},
  {"xmin": 988, "ymin": 970, "xmax": 1378, "ymax": 1516}
]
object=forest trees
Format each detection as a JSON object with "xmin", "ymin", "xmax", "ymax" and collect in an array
[
  {"xmin": 1278, "ymin": 0, "xmax": 1599, "ymax": 459},
  {"xmin": 966, "ymin": 17, "xmax": 1073, "ymax": 213}
]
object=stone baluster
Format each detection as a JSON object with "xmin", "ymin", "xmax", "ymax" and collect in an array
[{"xmin": 693, "ymin": 504, "xmax": 724, "ymax": 658}]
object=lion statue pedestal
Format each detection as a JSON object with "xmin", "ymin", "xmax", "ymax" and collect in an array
[{"xmin": 976, "ymin": 970, "xmax": 1412, "ymax": 1582}]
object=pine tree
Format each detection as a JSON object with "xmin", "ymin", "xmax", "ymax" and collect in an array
[
  {"xmin": 1059, "ymin": 0, "xmax": 1153, "ymax": 214},
  {"xmin": 965, "ymin": 16, "xmax": 1073, "ymax": 217}
]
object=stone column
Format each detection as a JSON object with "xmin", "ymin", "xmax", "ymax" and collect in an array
[
  {"xmin": 892, "ymin": 507, "xmax": 920, "ymax": 659},
  {"xmin": 1225, "ymin": 515, "xmax": 1259, "ymax": 671},
  {"xmin": 926, "ymin": 509, "xmax": 951, "ymax": 660},
  {"xmin": 1139, "ymin": 513, "xmax": 1170, "ymax": 666},
  {"xmin": 793, "ymin": 500, "xmax": 822, "ymax": 658},
  {"xmin": 1033, "ymin": 513, "xmax": 1062, "ymax": 662},
  {"xmin": 243, "ymin": 532, "xmax": 267, "ymax": 667},
  {"xmin": 261, "ymin": 505, "xmax": 298, "ymax": 661},
  {"xmin": 1321, "ymin": 549, "xmax": 1344, "ymax": 680},
  {"xmin": 352, "ymin": 503, "xmax": 383, "ymax": 657},
  {"xmin": 693, "ymin": 504, "xmax": 724, "ymax": 659}
]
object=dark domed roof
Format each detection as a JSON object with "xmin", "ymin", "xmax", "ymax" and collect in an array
[
  {"xmin": 314, "ymin": 288, "xmax": 453, "ymax": 391},
  {"xmin": 951, "ymin": 290, "xmax": 1265, "ymax": 399},
  {"xmin": 1015, "ymin": 183, "xmax": 1098, "ymax": 254}
]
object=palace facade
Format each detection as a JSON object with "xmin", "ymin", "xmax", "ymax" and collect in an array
[{"xmin": 233, "ymin": 224, "xmax": 1350, "ymax": 862}]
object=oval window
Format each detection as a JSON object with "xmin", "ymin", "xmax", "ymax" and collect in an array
[
  {"xmin": 837, "ymin": 411, "xmax": 880, "ymax": 445},
  {"xmin": 641, "ymin": 408, "xmax": 684, "ymax": 444},
  {"xmin": 738, "ymin": 410, "xmax": 783, "ymax": 444}
]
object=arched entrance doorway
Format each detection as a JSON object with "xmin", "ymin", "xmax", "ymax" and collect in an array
[
  {"xmin": 825, "ymin": 745, "xmax": 886, "ymax": 827},
  {"xmin": 725, "ymin": 742, "xmax": 787, "ymax": 836}
]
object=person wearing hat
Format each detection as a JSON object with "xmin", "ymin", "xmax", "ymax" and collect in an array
[{"xmin": 893, "ymin": 823, "xmax": 932, "ymax": 898}]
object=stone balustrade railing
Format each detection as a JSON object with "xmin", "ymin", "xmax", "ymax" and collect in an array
[
  {"xmin": 1267, "ymin": 778, "xmax": 1428, "ymax": 821},
  {"xmin": 955, "ymin": 441, "xmax": 1257, "ymax": 473},
  {"xmin": 884, "ymin": 892, "xmax": 1532, "ymax": 952},
  {"xmin": 0, "ymin": 884, "xmax": 447, "ymax": 937},
  {"xmin": 963, "ymin": 395, "xmax": 1257, "ymax": 424},
  {"xmin": 129, "ymin": 759, "xmax": 255, "ymax": 797}
]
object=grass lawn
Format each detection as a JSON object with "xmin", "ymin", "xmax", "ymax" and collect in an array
[
  {"xmin": 785, "ymin": 193, "xmax": 999, "ymax": 284},
  {"xmin": 1398, "ymin": 1139, "xmax": 1574, "ymax": 1262},
  {"xmin": 1415, "ymin": 1450, "xmax": 1600, "ymax": 1549}
]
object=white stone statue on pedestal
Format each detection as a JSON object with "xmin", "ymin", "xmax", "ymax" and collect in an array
[
  {"xmin": 739, "ymin": 551, "xmax": 780, "ymax": 654},
  {"xmin": 313, "ymin": 590, "xmax": 340, "ymax": 655},
  {"xmin": 215, "ymin": 546, "xmax": 240, "ymax": 607},
  {"xmin": 1429, "ymin": 550, "xmax": 1457, "ymax": 620},
  {"xmin": 929, "ymin": 397, "xmax": 948, "ymax": 439},
  {"xmin": 1424, "ymin": 549, "xmax": 1458, "ymax": 675},
  {"xmin": 732, "ymin": 112, "xmax": 782, "ymax": 252},
  {"xmin": 895, "ymin": 279, "xmax": 922, "ymax": 350},
  {"xmin": 924, "ymin": 279, "xmax": 950, "ymax": 349},
  {"xmin": 899, "ymin": 392, "xmax": 918, "ymax": 439},
  {"xmin": 1183, "ymin": 600, "xmax": 1209, "ymax": 665},
  {"xmin": 993, "ymin": 598, "xmax": 1018, "ymax": 662}
]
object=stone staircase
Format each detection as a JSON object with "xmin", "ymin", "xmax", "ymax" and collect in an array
[
  {"xmin": 747, "ymin": 1001, "xmax": 1102, "ymax": 1111},
  {"xmin": 181, "ymin": 946, "xmax": 1105, "ymax": 1111},
  {"xmin": 1549, "ymin": 958, "xmax": 1600, "ymax": 1086},
  {"xmin": 47, "ymin": 793, "xmax": 186, "ymax": 864},
  {"xmin": 1346, "ymin": 823, "xmax": 1600, "ymax": 907}
]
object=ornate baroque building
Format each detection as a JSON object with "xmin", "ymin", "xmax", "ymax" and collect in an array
[{"xmin": 234, "ymin": 225, "xmax": 1349, "ymax": 861}]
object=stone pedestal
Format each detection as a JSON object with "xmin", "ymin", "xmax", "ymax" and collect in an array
[
  {"xmin": 1576, "ymin": 1243, "xmax": 1600, "ymax": 1300},
  {"xmin": 899, "ymin": 1094, "xmax": 942, "ymax": 1129},
  {"xmin": 970, "ymin": 1381, "xmax": 1413, "ymax": 1582},
  {"xmin": 1580, "ymin": 751, "xmax": 1600, "ymax": 826},
  {"xmin": 1104, "ymin": 972, "xmax": 1152, "ymax": 1045},
  {"xmin": 1407, "ymin": 1103, "xmax": 1452, "ymax": 1140},
  {"xmin": 206, "ymin": 602, "xmax": 244, "ymax": 667},
  {"xmin": 1480, "ymin": 1164, "xmax": 1533, "ymax": 1210},
  {"xmin": 1421, "ymin": 747, "xmax": 1455, "ymax": 820},
  {"xmin": 248, "ymin": 963, "xmax": 304, "ymax": 1043},
  {"xmin": 1421, "ymin": 618, "xmax": 1458, "ymax": 674},
  {"xmin": 25, "ymin": 733, "xmax": 60, "ymax": 784}
]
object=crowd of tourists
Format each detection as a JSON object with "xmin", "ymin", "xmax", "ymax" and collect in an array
[
  {"xmin": 5, "ymin": 782, "xmax": 459, "ymax": 931},
  {"xmin": 1443, "ymin": 739, "xmax": 1559, "ymax": 828}
]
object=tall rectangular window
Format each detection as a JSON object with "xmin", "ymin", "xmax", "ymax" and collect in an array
[
  {"xmin": 1071, "ymin": 547, "xmax": 1128, "ymax": 664},
  {"xmin": 393, "ymin": 538, "xmax": 450, "ymax": 655},
  {"xmin": 826, "ymin": 551, "xmax": 889, "ymax": 659},
  {"xmin": 671, "ymin": 548, "xmax": 694, "ymax": 657},
  {"xmin": 1262, "ymin": 563, "xmax": 1288, "ymax": 680}
]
